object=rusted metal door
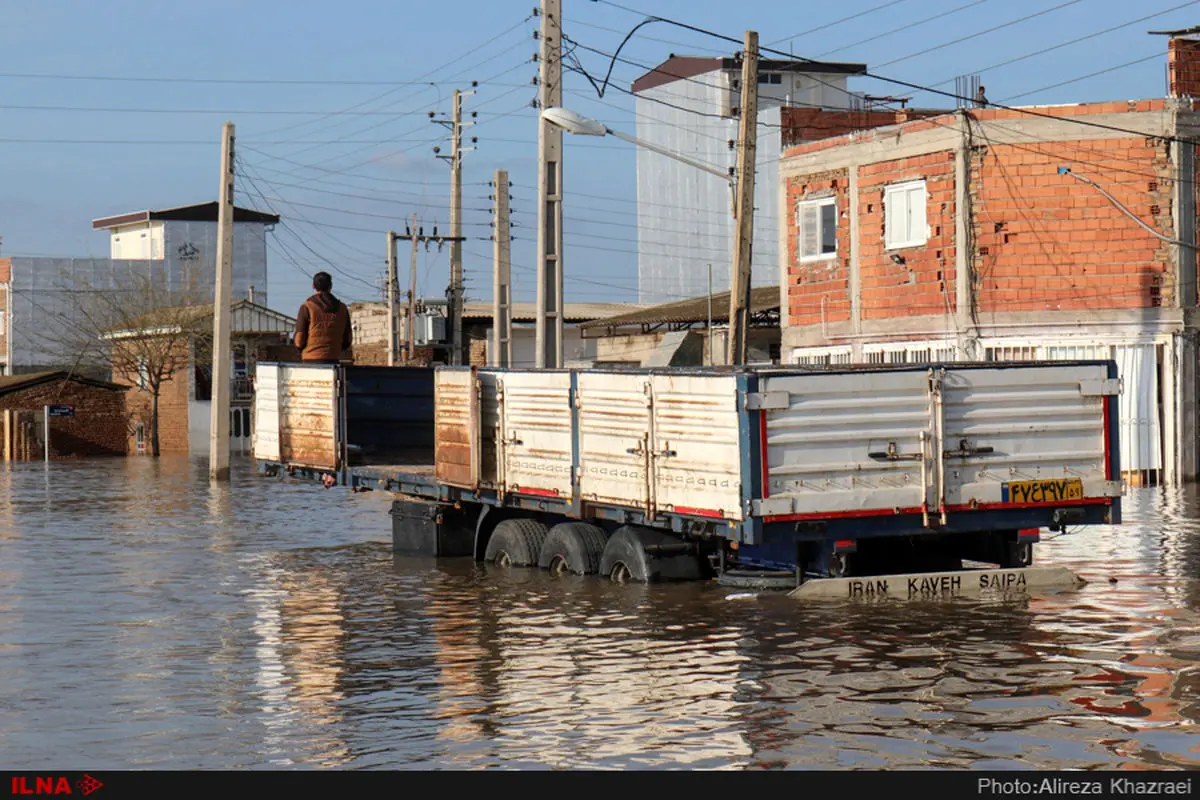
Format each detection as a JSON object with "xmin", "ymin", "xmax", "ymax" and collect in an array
[{"xmin": 434, "ymin": 367, "xmax": 479, "ymax": 488}]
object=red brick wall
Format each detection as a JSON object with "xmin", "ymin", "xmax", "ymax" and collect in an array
[
  {"xmin": 0, "ymin": 379, "xmax": 128, "ymax": 458},
  {"xmin": 785, "ymin": 169, "xmax": 851, "ymax": 328},
  {"xmin": 972, "ymin": 137, "xmax": 1171, "ymax": 313},
  {"xmin": 116, "ymin": 342, "xmax": 193, "ymax": 455},
  {"xmin": 781, "ymin": 107, "xmax": 943, "ymax": 147},
  {"xmin": 1169, "ymin": 38, "xmax": 1200, "ymax": 99},
  {"xmin": 859, "ymin": 151, "xmax": 957, "ymax": 320}
]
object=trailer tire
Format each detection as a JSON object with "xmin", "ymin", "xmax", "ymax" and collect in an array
[
  {"xmin": 538, "ymin": 523, "xmax": 609, "ymax": 575},
  {"xmin": 484, "ymin": 518, "xmax": 549, "ymax": 568},
  {"xmin": 600, "ymin": 526, "xmax": 701, "ymax": 583}
]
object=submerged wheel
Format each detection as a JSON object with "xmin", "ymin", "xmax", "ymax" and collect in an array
[
  {"xmin": 484, "ymin": 518, "xmax": 548, "ymax": 567},
  {"xmin": 538, "ymin": 522, "xmax": 609, "ymax": 575},
  {"xmin": 599, "ymin": 525, "xmax": 702, "ymax": 584}
]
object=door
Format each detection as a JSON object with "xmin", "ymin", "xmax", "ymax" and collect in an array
[
  {"xmin": 576, "ymin": 371, "xmax": 652, "ymax": 511},
  {"xmin": 498, "ymin": 370, "xmax": 573, "ymax": 498},
  {"xmin": 434, "ymin": 367, "xmax": 479, "ymax": 488}
]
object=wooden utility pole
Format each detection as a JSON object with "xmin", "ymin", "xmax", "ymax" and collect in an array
[
  {"xmin": 492, "ymin": 169, "xmax": 512, "ymax": 367},
  {"xmin": 386, "ymin": 230, "xmax": 398, "ymax": 366},
  {"xmin": 726, "ymin": 31, "xmax": 759, "ymax": 367},
  {"xmin": 408, "ymin": 213, "xmax": 418, "ymax": 362},
  {"xmin": 209, "ymin": 121, "xmax": 235, "ymax": 482},
  {"xmin": 536, "ymin": 0, "xmax": 564, "ymax": 368}
]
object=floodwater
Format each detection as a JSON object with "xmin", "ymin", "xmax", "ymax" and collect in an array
[{"xmin": 0, "ymin": 457, "xmax": 1196, "ymax": 770}]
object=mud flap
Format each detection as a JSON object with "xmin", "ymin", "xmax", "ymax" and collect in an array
[{"xmin": 788, "ymin": 566, "xmax": 1086, "ymax": 601}]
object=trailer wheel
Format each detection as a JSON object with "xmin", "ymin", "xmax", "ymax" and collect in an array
[
  {"xmin": 599, "ymin": 526, "xmax": 701, "ymax": 583},
  {"xmin": 484, "ymin": 519, "xmax": 549, "ymax": 568},
  {"xmin": 538, "ymin": 522, "xmax": 609, "ymax": 575}
]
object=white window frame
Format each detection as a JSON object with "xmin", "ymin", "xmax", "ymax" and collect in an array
[
  {"xmin": 793, "ymin": 345, "xmax": 852, "ymax": 366},
  {"xmin": 797, "ymin": 196, "xmax": 837, "ymax": 263},
  {"xmin": 884, "ymin": 179, "xmax": 929, "ymax": 250}
]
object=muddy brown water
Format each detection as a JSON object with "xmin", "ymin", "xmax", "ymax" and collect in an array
[{"xmin": 0, "ymin": 457, "xmax": 1196, "ymax": 769}]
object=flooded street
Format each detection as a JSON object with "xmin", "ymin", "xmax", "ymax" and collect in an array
[{"xmin": 0, "ymin": 457, "xmax": 1196, "ymax": 770}]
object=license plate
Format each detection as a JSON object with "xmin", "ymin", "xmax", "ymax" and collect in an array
[{"xmin": 1001, "ymin": 477, "xmax": 1084, "ymax": 503}]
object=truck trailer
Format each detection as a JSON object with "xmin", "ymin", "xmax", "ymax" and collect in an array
[{"xmin": 252, "ymin": 360, "xmax": 1123, "ymax": 597}]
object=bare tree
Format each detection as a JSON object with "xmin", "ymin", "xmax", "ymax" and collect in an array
[{"xmin": 46, "ymin": 263, "xmax": 212, "ymax": 457}]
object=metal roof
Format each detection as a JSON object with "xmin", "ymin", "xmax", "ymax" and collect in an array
[
  {"xmin": 578, "ymin": 286, "xmax": 779, "ymax": 331},
  {"xmin": 632, "ymin": 55, "xmax": 866, "ymax": 94},
  {"xmin": 92, "ymin": 202, "xmax": 280, "ymax": 230},
  {"xmin": 0, "ymin": 371, "xmax": 129, "ymax": 395},
  {"xmin": 461, "ymin": 301, "xmax": 645, "ymax": 323},
  {"xmin": 105, "ymin": 300, "xmax": 295, "ymax": 338}
]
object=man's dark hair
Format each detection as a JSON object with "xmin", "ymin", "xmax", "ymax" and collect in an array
[{"xmin": 313, "ymin": 272, "xmax": 333, "ymax": 293}]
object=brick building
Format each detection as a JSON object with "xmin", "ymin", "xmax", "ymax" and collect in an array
[
  {"xmin": 0, "ymin": 372, "xmax": 129, "ymax": 461},
  {"xmin": 110, "ymin": 300, "xmax": 297, "ymax": 455},
  {"xmin": 778, "ymin": 35, "xmax": 1200, "ymax": 486}
]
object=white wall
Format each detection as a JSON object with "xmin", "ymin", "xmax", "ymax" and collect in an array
[
  {"xmin": 510, "ymin": 325, "xmax": 595, "ymax": 367},
  {"xmin": 110, "ymin": 221, "xmax": 164, "ymax": 260},
  {"xmin": 635, "ymin": 68, "xmax": 847, "ymax": 304}
]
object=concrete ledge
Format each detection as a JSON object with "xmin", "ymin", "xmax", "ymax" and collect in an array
[{"xmin": 788, "ymin": 566, "xmax": 1086, "ymax": 602}]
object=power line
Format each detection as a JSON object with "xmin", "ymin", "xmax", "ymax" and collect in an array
[
  {"xmin": 1001, "ymin": 52, "xmax": 1165, "ymax": 102},
  {"xmin": 929, "ymin": 1, "xmax": 1200, "ymax": 88},
  {"xmin": 766, "ymin": 0, "xmax": 914, "ymax": 46},
  {"xmin": 815, "ymin": 0, "xmax": 991, "ymax": 60}
]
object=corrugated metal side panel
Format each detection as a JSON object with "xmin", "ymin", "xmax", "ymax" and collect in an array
[
  {"xmin": 650, "ymin": 373, "xmax": 742, "ymax": 519},
  {"xmin": 499, "ymin": 371, "xmax": 572, "ymax": 496},
  {"xmin": 277, "ymin": 365, "xmax": 337, "ymax": 469},
  {"xmin": 434, "ymin": 368, "xmax": 478, "ymax": 488},
  {"xmin": 478, "ymin": 371, "xmax": 500, "ymax": 488},
  {"xmin": 577, "ymin": 372, "xmax": 652, "ymax": 510},
  {"xmin": 1114, "ymin": 344, "xmax": 1161, "ymax": 472},
  {"xmin": 943, "ymin": 364, "xmax": 1111, "ymax": 504},
  {"xmin": 761, "ymin": 371, "xmax": 930, "ymax": 514},
  {"xmin": 253, "ymin": 363, "xmax": 281, "ymax": 462}
]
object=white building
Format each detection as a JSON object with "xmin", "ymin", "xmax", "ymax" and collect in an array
[
  {"xmin": 0, "ymin": 202, "xmax": 278, "ymax": 374},
  {"xmin": 632, "ymin": 55, "xmax": 866, "ymax": 304}
]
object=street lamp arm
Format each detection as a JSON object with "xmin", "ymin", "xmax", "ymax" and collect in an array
[{"xmin": 604, "ymin": 127, "xmax": 733, "ymax": 185}]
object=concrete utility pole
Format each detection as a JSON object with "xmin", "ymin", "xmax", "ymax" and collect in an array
[
  {"xmin": 408, "ymin": 213, "xmax": 418, "ymax": 362},
  {"xmin": 209, "ymin": 121, "xmax": 235, "ymax": 482},
  {"xmin": 386, "ymin": 230, "xmax": 399, "ymax": 366},
  {"xmin": 492, "ymin": 169, "xmax": 512, "ymax": 367},
  {"xmin": 726, "ymin": 31, "xmax": 759, "ymax": 367},
  {"xmin": 432, "ymin": 88, "xmax": 475, "ymax": 365},
  {"xmin": 536, "ymin": 0, "xmax": 564, "ymax": 368}
]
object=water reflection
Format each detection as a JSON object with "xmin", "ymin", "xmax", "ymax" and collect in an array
[{"xmin": 0, "ymin": 456, "xmax": 1194, "ymax": 769}]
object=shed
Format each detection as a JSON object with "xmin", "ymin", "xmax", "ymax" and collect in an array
[{"xmin": 0, "ymin": 371, "xmax": 130, "ymax": 460}]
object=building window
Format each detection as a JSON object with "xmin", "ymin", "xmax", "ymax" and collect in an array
[
  {"xmin": 884, "ymin": 180, "xmax": 928, "ymax": 249},
  {"xmin": 135, "ymin": 423, "xmax": 145, "ymax": 452},
  {"xmin": 758, "ymin": 73, "xmax": 782, "ymax": 84},
  {"xmin": 797, "ymin": 197, "xmax": 837, "ymax": 261},
  {"xmin": 136, "ymin": 357, "xmax": 149, "ymax": 390},
  {"xmin": 195, "ymin": 365, "xmax": 212, "ymax": 402},
  {"xmin": 242, "ymin": 409, "xmax": 251, "ymax": 438},
  {"xmin": 231, "ymin": 409, "xmax": 242, "ymax": 438}
]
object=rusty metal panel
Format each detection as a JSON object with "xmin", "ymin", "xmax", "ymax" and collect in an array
[
  {"xmin": 650, "ymin": 373, "xmax": 743, "ymax": 520},
  {"xmin": 577, "ymin": 371, "xmax": 652, "ymax": 511},
  {"xmin": 252, "ymin": 363, "xmax": 281, "ymax": 462},
  {"xmin": 435, "ymin": 368, "xmax": 479, "ymax": 488},
  {"xmin": 478, "ymin": 370, "xmax": 501, "ymax": 488},
  {"xmin": 276, "ymin": 364, "xmax": 339, "ymax": 470},
  {"xmin": 499, "ymin": 370, "xmax": 573, "ymax": 497}
]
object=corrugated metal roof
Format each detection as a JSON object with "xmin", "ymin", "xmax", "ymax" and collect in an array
[
  {"xmin": 461, "ymin": 301, "xmax": 645, "ymax": 323},
  {"xmin": 107, "ymin": 300, "xmax": 295, "ymax": 338},
  {"xmin": 578, "ymin": 286, "xmax": 779, "ymax": 330},
  {"xmin": 0, "ymin": 371, "xmax": 129, "ymax": 395},
  {"xmin": 92, "ymin": 202, "xmax": 280, "ymax": 230}
]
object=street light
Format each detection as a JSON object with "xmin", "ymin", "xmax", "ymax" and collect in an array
[{"xmin": 541, "ymin": 107, "xmax": 734, "ymax": 191}]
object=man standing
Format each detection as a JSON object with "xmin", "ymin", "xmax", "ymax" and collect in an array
[{"xmin": 294, "ymin": 271, "xmax": 352, "ymax": 363}]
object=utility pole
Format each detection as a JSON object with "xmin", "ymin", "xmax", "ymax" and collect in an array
[
  {"xmin": 209, "ymin": 121, "xmax": 235, "ymax": 482},
  {"xmin": 536, "ymin": 0, "xmax": 564, "ymax": 368},
  {"xmin": 386, "ymin": 230, "xmax": 398, "ymax": 366},
  {"xmin": 432, "ymin": 86, "xmax": 476, "ymax": 365},
  {"xmin": 408, "ymin": 213, "xmax": 418, "ymax": 362},
  {"xmin": 396, "ymin": 219, "xmax": 464, "ymax": 364},
  {"xmin": 492, "ymin": 169, "xmax": 512, "ymax": 367},
  {"xmin": 726, "ymin": 31, "xmax": 759, "ymax": 367}
]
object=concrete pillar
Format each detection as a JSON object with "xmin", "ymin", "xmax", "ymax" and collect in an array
[
  {"xmin": 848, "ymin": 165, "xmax": 861, "ymax": 335},
  {"xmin": 1177, "ymin": 333, "xmax": 1198, "ymax": 481}
]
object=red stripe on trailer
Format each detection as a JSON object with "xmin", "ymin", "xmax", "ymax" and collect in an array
[
  {"xmin": 672, "ymin": 506, "xmax": 727, "ymax": 519},
  {"xmin": 759, "ymin": 411, "xmax": 770, "ymax": 499},
  {"xmin": 515, "ymin": 487, "xmax": 561, "ymax": 498},
  {"xmin": 944, "ymin": 498, "xmax": 1111, "ymax": 512}
]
